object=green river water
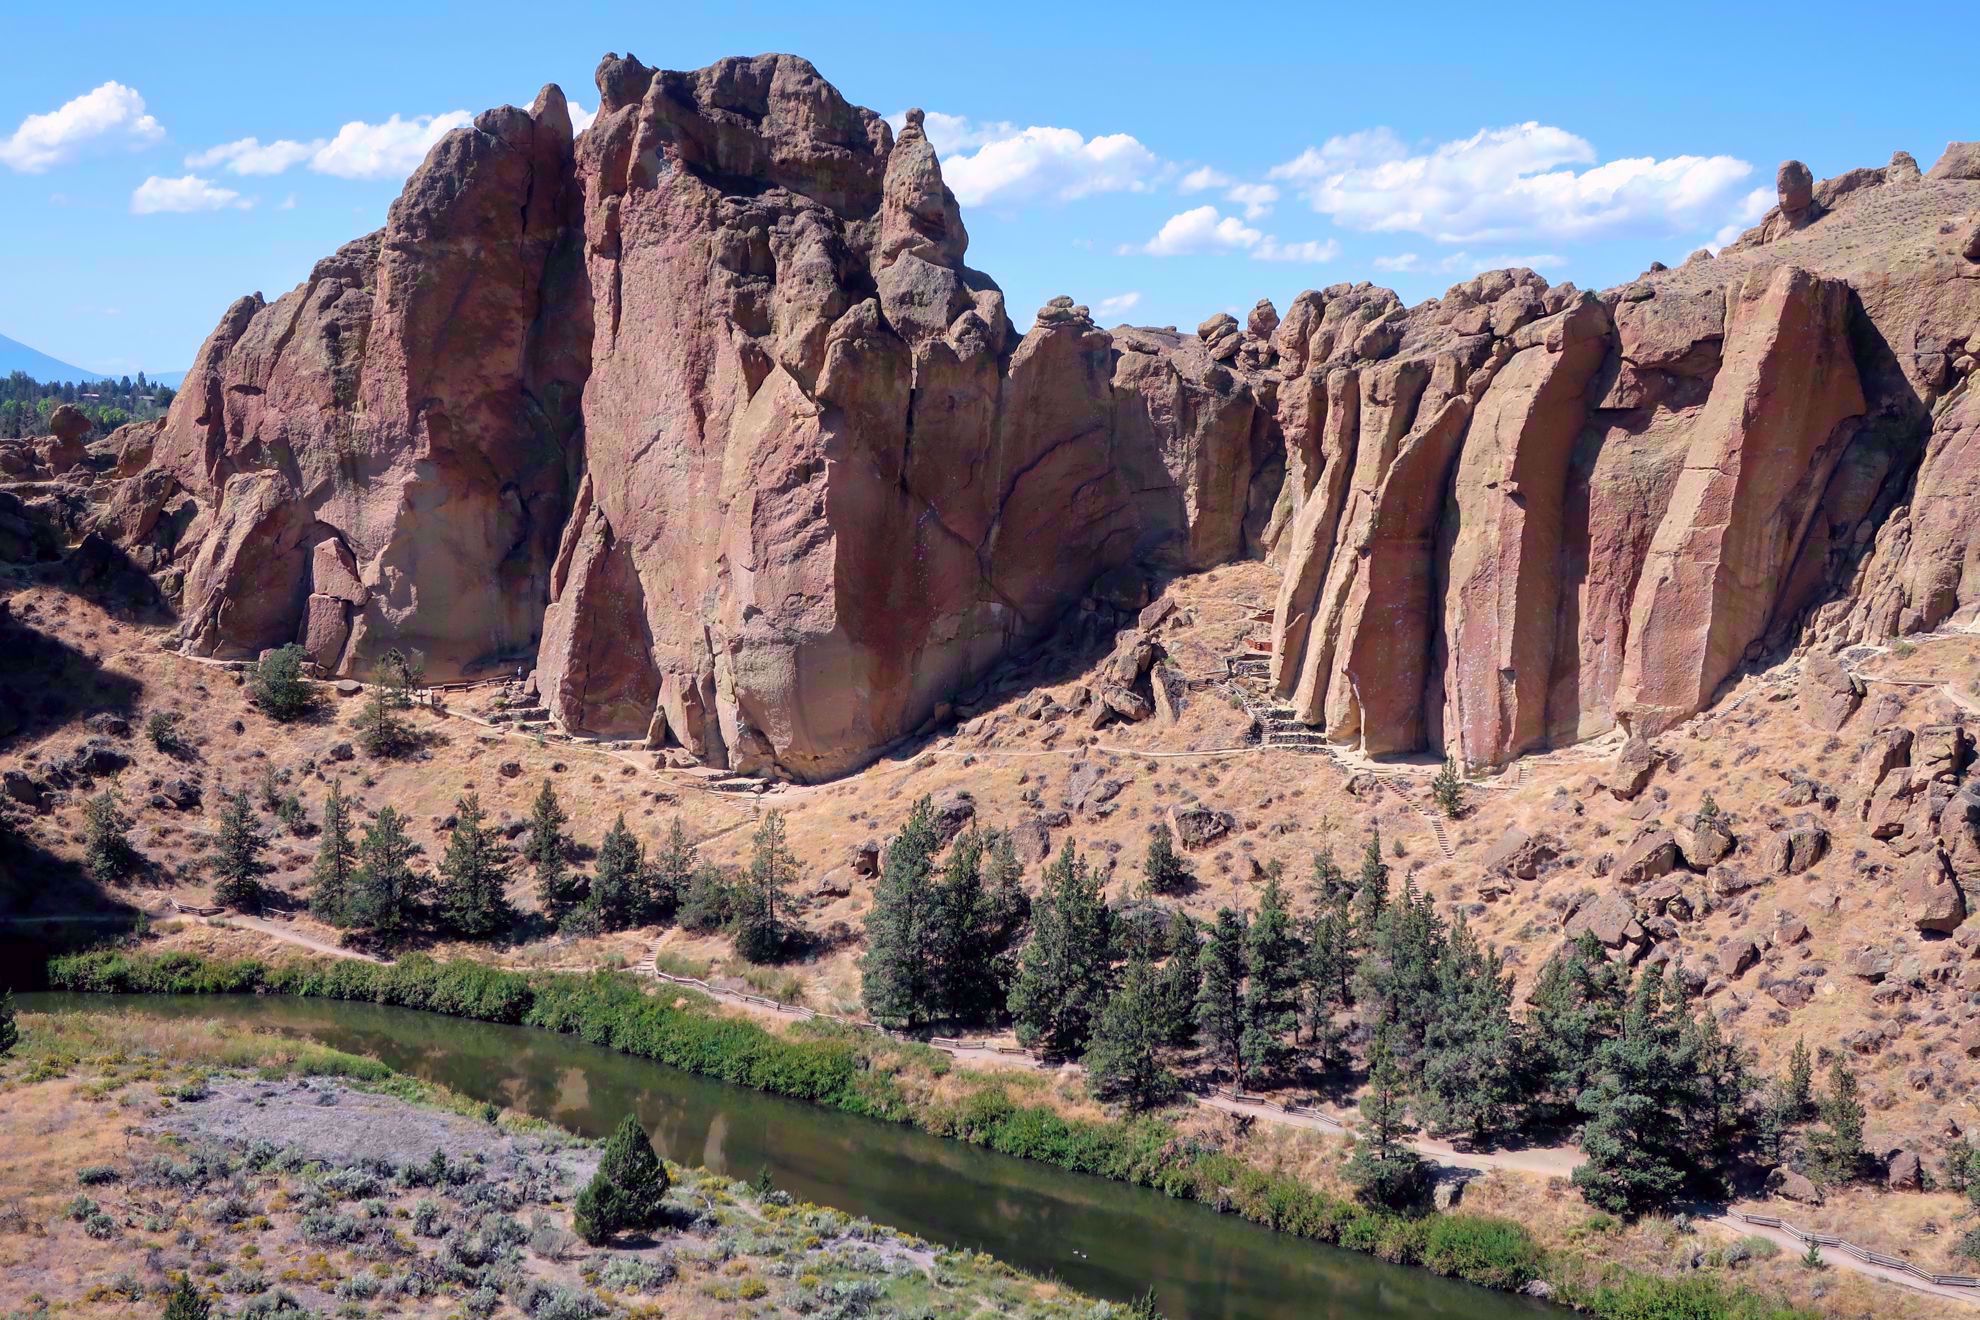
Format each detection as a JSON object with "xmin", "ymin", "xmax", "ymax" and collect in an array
[{"xmin": 21, "ymin": 992, "xmax": 1552, "ymax": 1320}]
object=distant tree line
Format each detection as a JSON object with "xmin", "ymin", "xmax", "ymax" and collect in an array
[{"xmin": 0, "ymin": 369, "xmax": 174, "ymax": 438}]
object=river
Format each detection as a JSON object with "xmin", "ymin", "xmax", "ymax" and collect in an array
[{"xmin": 21, "ymin": 992, "xmax": 1551, "ymax": 1320}]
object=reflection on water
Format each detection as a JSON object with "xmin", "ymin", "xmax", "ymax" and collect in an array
[{"xmin": 23, "ymin": 993, "xmax": 1551, "ymax": 1320}]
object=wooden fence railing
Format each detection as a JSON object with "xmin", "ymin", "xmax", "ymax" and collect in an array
[{"xmin": 1729, "ymin": 1211, "xmax": 1979, "ymax": 1289}]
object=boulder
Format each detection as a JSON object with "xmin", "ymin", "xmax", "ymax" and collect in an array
[
  {"xmin": 1171, "ymin": 805, "xmax": 1235, "ymax": 849},
  {"xmin": 1799, "ymin": 653, "xmax": 1862, "ymax": 730},
  {"xmin": 928, "ymin": 789, "xmax": 977, "ymax": 846},
  {"xmin": 1063, "ymin": 762, "xmax": 1125, "ymax": 815},
  {"xmin": 1482, "ymin": 827, "xmax": 1560, "ymax": 880},
  {"xmin": 1900, "ymin": 851, "xmax": 1967, "ymax": 932},
  {"xmin": 1100, "ymin": 685, "xmax": 1154, "ymax": 723},
  {"xmin": 848, "ymin": 840, "xmax": 881, "ymax": 877},
  {"xmin": 1564, "ymin": 891, "xmax": 1642, "ymax": 948},
  {"xmin": 1914, "ymin": 724, "xmax": 1972, "ymax": 781},
  {"xmin": 1762, "ymin": 823, "xmax": 1830, "ymax": 875},
  {"xmin": 1718, "ymin": 937, "xmax": 1761, "ymax": 977},
  {"xmin": 1011, "ymin": 815, "xmax": 1053, "ymax": 865},
  {"xmin": 1773, "ymin": 1169, "xmax": 1822, "ymax": 1204},
  {"xmin": 1675, "ymin": 816, "xmax": 1735, "ymax": 867},
  {"xmin": 1885, "ymin": 1149, "xmax": 1922, "ymax": 1190},
  {"xmin": 1843, "ymin": 945, "xmax": 1895, "ymax": 981},
  {"xmin": 812, "ymin": 867, "xmax": 856, "ymax": 900},
  {"xmin": 1612, "ymin": 829, "xmax": 1681, "ymax": 887},
  {"xmin": 1926, "ymin": 141, "xmax": 1980, "ymax": 181},
  {"xmin": 47, "ymin": 403, "xmax": 91, "ymax": 444},
  {"xmin": 1607, "ymin": 738, "xmax": 1660, "ymax": 801},
  {"xmin": 1, "ymin": 769, "xmax": 45, "ymax": 809}
]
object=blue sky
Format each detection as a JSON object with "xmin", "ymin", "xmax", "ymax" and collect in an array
[{"xmin": 1, "ymin": 0, "xmax": 1970, "ymax": 376}]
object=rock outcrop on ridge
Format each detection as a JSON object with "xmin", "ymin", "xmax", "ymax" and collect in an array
[{"xmin": 59, "ymin": 48, "xmax": 1980, "ymax": 780}]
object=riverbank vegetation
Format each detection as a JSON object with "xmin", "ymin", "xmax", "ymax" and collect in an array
[
  {"xmin": 0, "ymin": 1008, "xmax": 1129, "ymax": 1320},
  {"xmin": 45, "ymin": 949, "xmax": 1838, "ymax": 1318}
]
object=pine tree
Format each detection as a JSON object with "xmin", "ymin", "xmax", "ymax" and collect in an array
[
  {"xmin": 525, "ymin": 780, "xmax": 577, "ymax": 919},
  {"xmin": 573, "ymin": 1113, "xmax": 669, "ymax": 1245},
  {"xmin": 1157, "ymin": 911, "xmax": 1201, "ymax": 1049},
  {"xmin": 206, "ymin": 788, "xmax": 271, "ymax": 912},
  {"xmin": 1783, "ymin": 1037, "xmax": 1814, "ymax": 1122},
  {"xmin": 1571, "ymin": 965, "xmax": 1690, "ymax": 1215},
  {"xmin": 932, "ymin": 829, "xmax": 1003, "ymax": 1025},
  {"xmin": 1302, "ymin": 856, "xmax": 1356, "ymax": 1068},
  {"xmin": 1672, "ymin": 988, "xmax": 1755, "ymax": 1199},
  {"xmin": 0, "ymin": 989, "xmax": 18, "ymax": 1056},
  {"xmin": 734, "ymin": 809, "xmax": 796, "ymax": 961},
  {"xmin": 1344, "ymin": 1023, "xmax": 1425, "ymax": 1208},
  {"xmin": 862, "ymin": 798, "xmax": 941, "ymax": 1028},
  {"xmin": 161, "ymin": 1275, "xmax": 212, "ymax": 1320},
  {"xmin": 1008, "ymin": 841, "xmax": 1111, "ymax": 1057},
  {"xmin": 1430, "ymin": 756, "xmax": 1465, "ymax": 819},
  {"xmin": 311, "ymin": 783, "xmax": 356, "ymax": 926},
  {"xmin": 1194, "ymin": 907, "xmax": 1248, "ymax": 1083},
  {"xmin": 589, "ymin": 814, "xmax": 645, "ymax": 932},
  {"xmin": 437, "ymin": 792, "xmax": 514, "ymax": 939},
  {"xmin": 1142, "ymin": 821, "xmax": 1190, "ymax": 894},
  {"xmin": 1241, "ymin": 875, "xmax": 1301, "ymax": 1085},
  {"xmin": 1523, "ymin": 932, "xmax": 1628, "ymax": 1118},
  {"xmin": 350, "ymin": 806, "xmax": 425, "ymax": 942},
  {"xmin": 1417, "ymin": 914, "xmax": 1521, "ymax": 1144},
  {"xmin": 1356, "ymin": 874, "xmax": 1445, "ymax": 1078},
  {"xmin": 1351, "ymin": 831, "xmax": 1389, "ymax": 954},
  {"xmin": 1807, "ymin": 1060, "xmax": 1866, "ymax": 1185},
  {"xmin": 646, "ymin": 818, "xmax": 694, "ymax": 925},
  {"xmin": 83, "ymin": 789, "xmax": 136, "ymax": 883},
  {"xmin": 982, "ymin": 827, "xmax": 1031, "ymax": 947},
  {"xmin": 1084, "ymin": 953, "xmax": 1176, "ymax": 1111},
  {"xmin": 353, "ymin": 684, "xmax": 415, "ymax": 757}
]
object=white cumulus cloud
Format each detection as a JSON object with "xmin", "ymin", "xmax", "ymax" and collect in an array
[
  {"xmin": 1712, "ymin": 185, "xmax": 1776, "ymax": 249},
  {"xmin": 894, "ymin": 111, "xmax": 1165, "ymax": 206},
  {"xmin": 0, "ymin": 81, "xmax": 163, "ymax": 173},
  {"xmin": 569, "ymin": 102, "xmax": 597, "ymax": 134},
  {"xmin": 130, "ymin": 174, "xmax": 251, "ymax": 215},
  {"xmin": 1179, "ymin": 165, "xmax": 1232, "ymax": 192},
  {"xmin": 309, "ymin": 111, "xmax": 473, "ymax": 180},
  {"xmin": 187, "ymin": 136, "xmax": 324, "ymax": 175},
  {"xmin": 1226, "ymin": 182, "xmax": 1279, "ymax": 219},
  {"xmin": 1270, "ymin": 122, "xmax": 1753, "ymax": 244},
  {"xmin": 1127, "ymin": 205, "xmax": 1337, "ymax": 264},
  {"xmin": 1372, "ymin": 253, "xmax": 1422, "ymax": 272},
  {"xmin": 1092, "ymin": 291, "xmax": 1143, "ymax": 319}
]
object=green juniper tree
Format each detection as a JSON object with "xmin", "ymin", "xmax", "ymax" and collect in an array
[
  {"xmin": 350, "ymin": 805, "xmax": 425, "ymax": 943},
  {"xmin": 588, "ymin": 813, "xmax": 645, "ymax": 933},
  {"xmin": 310, "ymin": 782, "xmax": 356, "ymax": 926},
  {"xmin": 1807, "ymin": 1059, "xmax": 1866, "ymax": 1186},
  {"xmin": 931, "ymin": 828, "xmax": 1005, "ymax": 1025},
  {"xmin": 1008, "ymin": 841, "xmax": 1111, "ymax": 1057},
  {"xmin": 1142, "ymin": 821, "xmax": 1190, "ymax": 895},
  {"xmin": 733, "ymin": 809, "xmax": 796, "ymax": 961},
  {"xmin": 645, "ymin": 818, "xmax": 694, "ymax": 926},
  {"xmin": 1430, "ymin": 756, "xmax": 1465, "ymax": 819},
  {"xmin": 1344, "ymin": 1023, "xmax": 1426, "ymax": 1208},
  {"xmin": 1157, "ymin": 911, "xmax": 1201, "ymax": 1049},
  {"xmin": 83, "ymin": 789, "xmax": 136, "ymax": 883},
  {"xmin": 436, "ymin": 792, "xmax": 514, "ymax": 939},
  {"xmin": 206, "ymin": 788, "xmax": 271, "ymax": 913},
  {"xmin": 1417, "ymin": 914, "xmax": 1521, "ymax": 1144},
  {"xmin": 862, "ymin": 798, "xmax": 942, "ymax": 1028},
  {"xmin": 1351, "ymin": 830, "xmax": 1389, "ymax": 955},
  {"xmin": 573, "ymin": 1113, "xmax": 670, "ymax": 1246},
  {"xmin": 248, "ymin": 644, "xmax": 314, "ymax": 722},
  {"xmin": 1301, "ymin": 851, "xmax": 1356, "ymax": 1069},
  {"xmin": 981, "ymin": 827, "xmax": 1031, "ymax": 947},
  {"xmin": 1571, "ymin": 964, "xmax": 1691, "ymax": 1215},
  {"xmin": 1084, "ymin": 952, "xmax": 1177, "ymax": 1111},
  {"xmin": 1241, "ymin": 875, "xmax": 1302, "ymax": 1085},
  {"xmin": 525, "ymin": 780, "xmax": 579, "ymax": 920},
  {"xmin": 1523, "ymin": 932, "xmax": 1628, "ymax": 1120},
  {"xmin": 1356, "ymin": 874, "xmax": 1445, "ymax": 1079},
  {"xmin": 1673, "ymin": 991, "xmax": 1755, "ymax": 1199},
  {"xmin": 353, "ymin": 683, "xmax": 416, "ymax": 758},
  {"xmin": 1194, "ymin": 907, "xmax": 1248, "ymax": 1083}
]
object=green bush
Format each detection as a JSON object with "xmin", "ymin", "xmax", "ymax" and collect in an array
[
  {"xmin": 1420, "ymin": 1214, "xmax": 1543, "ymax": 1289},
  {"xmin": 249, "ymin": 646, "xmax": 315, "ymax": 722},
  {"xmin": 1582, "ymin": 1272, "xmax": 1820, "ymax": 1320}
]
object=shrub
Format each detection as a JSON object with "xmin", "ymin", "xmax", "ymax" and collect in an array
[
  {"xmin": 250, "ymin": 646, "xmax": 315, "ymax": 722},
  {"xmin": 1420, "ymin": 1214, "xmax": 1542, "ymax": 1290},
  {"xmin": 76, "ymin": 1164, "xmax": 118, "ymax": 1186},
  {"xmin": 84, "ymin": 790, "xmax": 136, "ymax": 882},
  {"xmin": 162, "ymin": 1276, "xmax": 213, "ymax": 1320},
  {"xmin": 574, "ymin": 1114, "xmax": 669, "ymax": 1245},
  {"xmin": 146, "ymin": 710, "xmax": 188, "ymax": 755}
]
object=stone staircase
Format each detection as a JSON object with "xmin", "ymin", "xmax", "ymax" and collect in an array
[{"xmin": 484, "ymin": 683, "xmax": 554, "ymax": 733}]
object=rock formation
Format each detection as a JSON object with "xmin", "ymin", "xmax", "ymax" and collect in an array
[{"xmin": 55, "ymin": 53, "xmax": 1980, "ymax": 779}]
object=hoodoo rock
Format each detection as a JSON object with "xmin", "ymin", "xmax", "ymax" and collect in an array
[{"xmin": 67, "ymin": 53, "xmax": 1980, "ymax": 783}]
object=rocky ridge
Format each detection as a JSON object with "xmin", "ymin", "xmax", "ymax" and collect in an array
[{"xmin": 16, "ymin": 52, "xmax": 1980, "ymax": 782}]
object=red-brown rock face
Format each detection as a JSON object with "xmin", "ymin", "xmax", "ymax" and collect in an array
[
  {"xmin": 151, "ymin": 88, "xmax": 588, "ymax": 676},
  {"xmin": 89, "ymin": 71, "xmax": 1980, "ymax": 782}
]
